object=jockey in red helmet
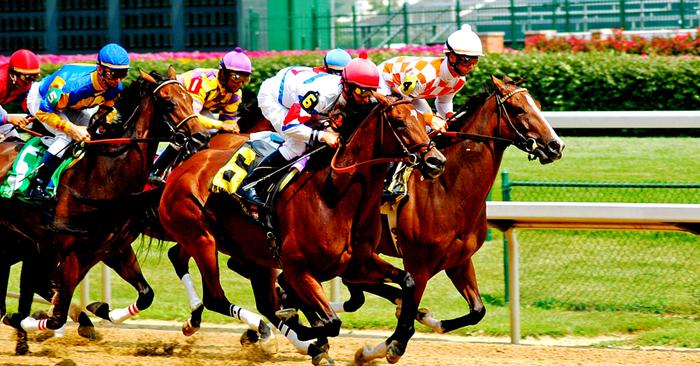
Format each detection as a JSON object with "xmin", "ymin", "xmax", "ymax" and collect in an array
[
  {"xmin": 0, "ymin": 49, "xmax": 41, "ymax": 133},
  {"xmin": 240, "ymin": 56, "xmax": 380, "ymax": 203}
]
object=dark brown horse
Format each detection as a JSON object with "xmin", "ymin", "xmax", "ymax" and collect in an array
[
  {"xmin": 333, "ymin": 76, "xmax": 565, "ymax": 363},
  {"xmin": 159, "ymin": 93, "xmax": 446, "ymax": 364},
  {"xmin": 0, "ymin": 67, "xmax": 208, "ymax": 339}
]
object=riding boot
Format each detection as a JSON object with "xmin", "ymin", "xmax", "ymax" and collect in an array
[
  {"xmin": 26, "ymin": 153, "xmax": 62, "ymax": 201},
  {"xmin": 149, "ymin": 145, "xmax": 179, "ymax": 184},
  {"xmin": 385, "ymin": 162, "xmax": 408, "ymax": 202},
  {"xmin": 240, "ymin": 150, "xmax": 288, "ymax": 204}
]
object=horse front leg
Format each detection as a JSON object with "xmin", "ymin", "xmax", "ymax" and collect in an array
[
  {"xmin": 87, "ymin": 246, "xmax": 154, "ymax": 324},
  {"xmin": 424, "ymin": 258, "xmax": 485, "ymax": 333},
  {"xmin": 343, "ymin": 255, "xmax": 417, "ymax": 365},
  {"xmin": 167, "ymin": 244, "xmax": 204, "ymax": 336},
  {"xmin": 4, "ymin": 252, "xmax": 90, "ymax": 333}
]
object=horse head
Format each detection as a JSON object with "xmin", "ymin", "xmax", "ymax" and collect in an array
[
  {"xmin": 136, "ymin": 66, "xmax": 210, "ymax": 152},
  {"xmin": 374, "ymin": 93, "xmax": 446, "ymax": 179},
  {"xmin": 490, "ymin": 75, "xmax": 565, "ymax": 164}
]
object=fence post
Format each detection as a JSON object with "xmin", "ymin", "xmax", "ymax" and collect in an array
[
  {"xmin": 619, "ymin": 0, "xmax": 626, "ymax": 29},
  {"xmin": 509, "ymin": 0, "xmax": 517, "ymax": 48},
  {"xmin": 312, "ymin": 5, "xmax": 319, "ymax": 50},
  {"xmin": 679, "ymin": 0, "xmax": 686, "ymax": 28},
  {"xmin": 45, "ymin": 0, "xmax": 58, "ymax": 53},
  {"xmin": 501, "ymin": 170, "xmax": 511, "ymax": 303},
  {"xmin": 551, "ymin": 0, "xmax": 557, "ymax": 30},
  {"xmin": 402, "ymin": 3, "xmax": 409, "ymax": 44},
  {"xmin": 107, "ymin": 0, "xmax": 120, "ymax": 43},
  {"xmin": 455, "ymin": 0, "xmax": 462, "ymax": 29},
  {"xmin": 387, "ymin": 2, "xmax": 392, "ymax": 37},
  {"xmin": 171, "ymin": 0, "xmax": 184, "ymax": 51},
  {"xmin": 352, "ymin": 5, "xmax": 358, "ymax": 49},
  {"xmin": 564, "ymin": 0, "xmax": 571, "ymax": 32}
]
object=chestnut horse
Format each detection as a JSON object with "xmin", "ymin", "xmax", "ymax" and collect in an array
[
  {"xmin": 0, "ymin": 67, "xmax": 208, "ymax": 337},
  {"xmin": 333, "ymin": 76, "xmax": 565, "ymax": 363},
  {"xmin": 159, "ymin": 93, "xmax": 446, "ymax": 364}
]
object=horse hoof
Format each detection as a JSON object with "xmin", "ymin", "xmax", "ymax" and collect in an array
[
  {"xmin": 274, "ymin": 308, "xmax": 298, "ymax": 320},
  {"xmin": 182, "ymin": 320, "xmax": 200, "ymax": 337},
  {"xmin": 86, "ymin": 302, "xmax": 110, "ymax": 320},
  {"xmin": 257, "ymin": 322, "xmax": 278, "ymax": 355},
  {"xmin": 386, "ymin": 340, "xmax": 405, "ymax": 364},
  {"xmin": 313, "ymin": 339, "xmax": 330, "ymax": 354},
  {"xmin": 417, "ymin": 307, "xmax": 432, "ymax": 321},
  {"xmin": 312, "ymin": 352, "xmax": 334, "ymax": 366},
  {"xmin": 353, "ymin": 348, "xmax": 367, "ymax": 366},
  {"xmin": 2, "ymin": 313, "xmax": 23, "ymax": 330},
  {"xmin": 78, "ymin": 325, "xmax": 97, "ymax": 340},
  {"xmin": 15, "ymin": 331, "xmax": 28, "ymax": 355},
  {"xmin": 31, "ymin": 310, "xmax": 50, "ymax": 319},
  {"xmin": 240, "ymin": 329, "xmax": 259, "ymax": 346}
]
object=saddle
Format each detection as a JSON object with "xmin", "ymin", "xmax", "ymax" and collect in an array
[
  {"xmin": 0, "ymin": 136, "xmax": 76, "ymax": 202},
  {"xmin": 210, "ymin": 133, "xmax": 304, "ymax": 229}
]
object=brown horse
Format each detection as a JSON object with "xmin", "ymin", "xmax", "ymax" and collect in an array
[
  {"xmin": 159, "ymin": 93, "xmax": 446, "ymax": 364},
  {"xmin": 0, "ymin": 67, "xmax": 208, "ymax": 337},
  {"xmin": 333, "ymin": 76, "xmax": 565, "ymax": 363}
]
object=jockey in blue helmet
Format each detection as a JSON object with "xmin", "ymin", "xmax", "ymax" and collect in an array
[
  {"xmin": 25, "ymin": 43, "xmax": 130, "ymax": 201},
  {"xmin": 322, "ymin": 48, "xmax": 352, "ymax": 75}
]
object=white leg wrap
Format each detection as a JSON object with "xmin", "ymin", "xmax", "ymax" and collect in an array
[
  {"xmin": 181, "ymin": 274, "xmax": 203, "ymax": 311},
  {"xmin": 54, "ymin": 324, "xmax": 66, "ymax": 337},
  {"xmin": 362, "ymin": 341, "xmax": 387, "ymax": 362},
  {"xmin": 20, "ymin": 317, "xmax": 48, "ymax": 332},
  {"xmin": 229, "ymin": 305, "xmax": 264, "ymax": 329},
  {"xmin": 109, "ymin": 303, "xmax": 139, "ymax": 324},
  {"xmin": 275, "ymin": 322, "xmax": 312, "ymax": 355},
  {"xmin": 330, "ymin": 301, "xmax": 345, "ymax": 313}
]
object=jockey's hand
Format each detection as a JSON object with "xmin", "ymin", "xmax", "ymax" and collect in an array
[
  {"xmin": 430, "ymin": 116, "xmax": 448, "ymax": 133},
  {"xmin": 320, "ymin": 130, "xmax": 340, "ymax": 148},
  {"xmin": 219, "ymin": 121, "xmax": 240, "ymax": 133},
  {"xmin": 7, "ymin": 115, "xmax": 30, "ymax": 128},
  {"xmin": 68, "ymin": 125, "xmax": 91, "ymax": 142}
]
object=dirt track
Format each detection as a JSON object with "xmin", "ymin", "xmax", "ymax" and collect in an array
[{"xmin": 0, "ymin": 321, "xmax": 697, "ymax": 366}]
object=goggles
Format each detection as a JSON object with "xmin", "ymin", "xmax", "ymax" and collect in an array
[
  {"xmin": 103, "ymin": 68, "xmax": 129, "ymax": 80},
  {"xmin": 225, "ymin": 71, "xmax": 251, "ymax": 84},
  {"xmin": 454, "ymin": 54, "xmax": 479, "ymax": 66},
  {"xmin": 352, "ymin": 86, "xmax": 374, "ymax": 97},
  {"xmin": 16, "ymin": 73, "xmax": 39, "ymax": 82}
]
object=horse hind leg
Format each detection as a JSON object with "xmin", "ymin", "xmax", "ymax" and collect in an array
[
  {"xmin": 167, "ymin": 244, "xmax": 204, "ymax": 336},
  {"xmin": 87, "ymin": 247, "xmax": 154, "ymax": 324}
]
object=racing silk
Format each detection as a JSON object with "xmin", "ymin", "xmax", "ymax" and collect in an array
[
  {"xmin": 378, "ymin": 56, "xmax": 466, "ymax": 118},
  {"xmin": 274, "ymin": 66, "xmax": 342, "ymax": 142},
  {"xmin": 35, "ymin": 64, "xmax": 120, "ymax": 131},
  {"xmin": 177, "ymin": 68, "xmax": 242, "ymax": 129},
  {"xmin": 0, "ymin": 63, "xmax": 31, "ymax": 124}
]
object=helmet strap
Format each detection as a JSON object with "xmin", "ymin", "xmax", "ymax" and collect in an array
[{"xmin": 8, "ymin": 72, "xmax": 17, "ymax": 86}]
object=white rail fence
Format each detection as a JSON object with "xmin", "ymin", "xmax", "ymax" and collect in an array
[{"xmin": 486, "ymin": 201, "xmax": 700, "ymax": 344}]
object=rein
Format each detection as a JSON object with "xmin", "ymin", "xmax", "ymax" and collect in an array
[{"xmin": 331, "ymin": 99, "xmax": 431, "ymax": 174}]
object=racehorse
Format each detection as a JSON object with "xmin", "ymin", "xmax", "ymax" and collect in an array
[
  {"xmin": 159, "ymin": 93, "xmax": 446, "ymax": 364},
  {"xmin": 0, "ymin": 67, "xmax": 208, "ymax": 338},
  {"xmin": 333, "ymin": 75, "xmax": 565, "ymax": 363}
]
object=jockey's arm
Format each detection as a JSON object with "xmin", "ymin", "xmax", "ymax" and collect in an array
[
  {"xmin": 410, "ymin": 98, "xmax": 446, "ymax": 132},
  {"xmin": 282, "ymin": 103, "xmax": 332, "ymax": 145},
  {"xmin": 435, "ymin": 93, "xmax": 456, "ymax": 120},
  {"xmin": 36, "ymin": 94, "xmax": 90, "ymax": 142}
]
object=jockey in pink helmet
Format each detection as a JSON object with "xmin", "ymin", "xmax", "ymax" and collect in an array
[
  {"xmin": 1, "ymin": 49, "xmax": 41, "ymax": 135},
  {"xmin": 240, "ymin": 56, "xmax": 380, "ymax": 203},
  {"xmin": 149, "ymin": 47, "xmax": 254, "ymax": 183}
]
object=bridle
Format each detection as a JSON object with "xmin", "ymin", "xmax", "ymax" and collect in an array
[
  {"xmin": 331, "ymin": 99, "xmax": 436, "ymax": 173},
  {"xmin": 439, "ymin": 86, "xmax": 540, "ymax": 159}
]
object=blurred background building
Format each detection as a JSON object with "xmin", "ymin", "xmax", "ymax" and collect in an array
[{"xmin": 1, "ymin": 0, "xmax": 698, "ymax": 54}]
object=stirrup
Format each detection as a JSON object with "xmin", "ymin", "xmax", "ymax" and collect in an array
[
  {"xmin": 26, "ymin": 187, "xmax": 53, "ymax": 202},
  {"xmin": 240, "ymin": 187, "xmax": 264, "ymax": 205},
  {"xmin": 148, "ymin": 173, "xmax": 166, "ymax": 185}
]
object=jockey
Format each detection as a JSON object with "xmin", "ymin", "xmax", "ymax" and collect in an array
[
  {"xmin": 240, "ymin": 57, "xmax": 381, "ymax": 203},
  {"xmin": 378, "ymin": 24, "xmax": 482, "ymax": 200},
  {"xmin": 0, "ymin": 49, "xmax": 41, "ymax": 138},
  {"xmin": 316, "ymin": 48, "xmax": 352, "ymax": 75},
  {"xmin": 149, "ymin": 47, "xmax": 253, "ymax": 182},
  {"xmin": 377, "ymin": 24, "xmax": 482, "ymax": 132},
  {"xmin": 25, "ymin": 43, "xmax": 129, "ymax": 201}
]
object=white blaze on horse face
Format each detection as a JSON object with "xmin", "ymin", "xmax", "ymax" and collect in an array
[{"xmin": 525, "ymin": 94, "xmax": 561, "ymax": 141}]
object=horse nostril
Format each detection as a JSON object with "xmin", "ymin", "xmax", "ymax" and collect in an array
[
  {"xmin": 426, "ymin": 156, "xmax": 444, "ymax": 169},
  {"xmin": 548, "ymin": 140, "xmax": 563, "ymax": 153}
]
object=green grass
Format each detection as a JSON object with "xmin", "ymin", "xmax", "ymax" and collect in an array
[{"xmin": 5, "ymin": 136, "xmax": 700, "ymax": 349}]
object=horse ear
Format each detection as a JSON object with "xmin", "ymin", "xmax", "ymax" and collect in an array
[
  {"xmin": 373, "ymin": 91, "xmax": 387, "ymax": 105},
  {"xmin": 139, "ymin": 69, "xmax": 157, "ymax": 84},
  {"xmin": 491, "ymin": 75, "xmax": 509, "ymax": 95},
  {"xmin": 167, "ymin": 65, "xmax": 177, "ymax": 80},
  {"xmin": 503, "ymin": 75, "xmax": 514, "ymax": 84}
]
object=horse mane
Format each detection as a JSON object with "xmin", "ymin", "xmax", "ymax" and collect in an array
[{"xmin": 115, "ymin": 70, "xmax": 168, "ymax": 117}]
